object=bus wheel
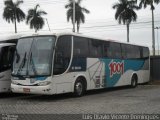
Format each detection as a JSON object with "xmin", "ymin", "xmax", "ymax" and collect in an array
[
  {"xmin": 131, "ymin": 75, "xmax": 138, "ymax": 88},
  {"xmin": 74, "ymin": 79, "xmax": 85, "ymax": 97}
]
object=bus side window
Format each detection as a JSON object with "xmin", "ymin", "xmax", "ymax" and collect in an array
[
  {"xmin": 123, "ymin": 45, "xmax": 141, "ymax": 59},
  {"xmin": 121, "ymin": 44, "xmax": 127, "ymax": 59},
  {"xmin": 142, "ymin": 47, "xmax": 149, "ymax": 58},
  {"xmin": 89, "ymin": 39, "xmax": 103, "ymax": 58},
  {"xmin": 53, "ymin": 36, "xmax": 72, "ymax": 75},
  {"xmin": 8, "ymin": 46, "xmax": 16, "ymax": 64},
  {"xmin": 0, "ymin": 46, "xmax": 14, "ymax": 72},
  {"xmin": 103, "ymin": 42, "xmax": 109, "ymax": 58},
  {"xmin": 107, "ymin": 42, "xmax": 121, "ymax": 59},
  {"xmin": 134, "ymin": 46, "xmax": 141, "ymax": 59},
  {"xmin": 73, "ymin": 36, "xmax": 89, "ymax": 57}
]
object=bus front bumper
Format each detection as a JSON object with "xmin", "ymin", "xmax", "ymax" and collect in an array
[{"xmin": 11, "ymin": 84, "xmax": 53, "ymax": 95}]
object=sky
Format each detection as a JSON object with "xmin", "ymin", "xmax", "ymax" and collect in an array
[{"xmin": 0, "ymin": 0, "xmax": 160, "ymax": 52}]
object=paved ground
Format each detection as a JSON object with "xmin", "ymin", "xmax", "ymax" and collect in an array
[
  {"xmin": 0, "ymin": 85, "xmax": 160, "ymax": 114},
  {"xmin": 0, "ymin": 85, "xmax": 160, "ymax": 119}
]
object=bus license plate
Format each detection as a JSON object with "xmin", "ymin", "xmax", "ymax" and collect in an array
[{"xmin": 23, "ymin": 88, "xmax": 30, "ymax": 93}]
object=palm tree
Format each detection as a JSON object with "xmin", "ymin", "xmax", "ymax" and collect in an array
[
  {"xmin": 139, "ymin": 0, "xmax": 160, "ymax": 56},
  {"xmin": 113, "ymin": 0, "xmax": 139, "ymax": 42},
  {"xmin": 3, "ymin": 0, "xmax": 25, "ymax": 33},
  {"xmin": 65, "ymin": 0, "xmax": 90, "ymax": 33},
  {"xmin": 26, "ymin": 4, "xmax": 47, "ymax": 32}
]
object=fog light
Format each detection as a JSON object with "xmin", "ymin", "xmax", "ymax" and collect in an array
[
  {"xmin": 37, "ymin": 81, "xmax": 51, "ymax": 86},
  {"xmin": 11, "ymin": 80, "xmax": 18, "ymax": 85}
]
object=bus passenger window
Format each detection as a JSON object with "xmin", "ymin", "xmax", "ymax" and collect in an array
[
  {"xmin": 142, "ymin": 47, "xmax": 149, "ymax": 58},
  {"xmin": 89, "ymin": 39, "xmax": 103, "ymax": 58},
  {"xmin": 53, "ymin": 36, "xmax": 72, "ymax": 75},
  {"xmin": 73, "ymin": 36, "xmax": 89, "ymax": 57},
  {"xmin": 107, "ymin": 42, "xmax": 121, "ymax": 59}
]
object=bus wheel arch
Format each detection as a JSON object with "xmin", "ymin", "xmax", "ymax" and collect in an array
[
  {"xmin": 74, "ymin": 76, "xmax": 87, "ymax": 97},
  {"xmin": 131, "ymin": 73, "xmax": 138, "ymax": 88}
]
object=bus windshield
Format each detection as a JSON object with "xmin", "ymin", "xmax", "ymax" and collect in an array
[{"xmin": 12, "ymin": 36, "xmax": 56, "ymax": 77}]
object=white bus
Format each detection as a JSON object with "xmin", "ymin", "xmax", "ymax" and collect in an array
[
  {"xmin": 11, "ymin": 33, "xmax": 150, "ymax": 96},
  {"xmin": 0, "ymin": 34, "xmax": 22, "ymax": 93},
  {"xmin": 0, "ymin": 34, "xmax": 22, "ymax": 44},
  {"xmin": 0, "ymin": 43, "xmax": 16, "ymax": 92}
]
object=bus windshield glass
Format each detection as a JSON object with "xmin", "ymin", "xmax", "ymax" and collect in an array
[{"xmin": 12, "ymin": 36, "xmax": 56, "ymax": 77}]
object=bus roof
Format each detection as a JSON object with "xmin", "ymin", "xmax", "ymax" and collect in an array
[
  {"xmin": 0, "ymin": 34, "xmax": 23, "ymax": 42},
  {"xmin": 20, "ymin": 32, "xmax": 149, "ymax": 48},
  {"xmin": 0, "ymin": 43, "xmax": 16, "ymax": 47}
]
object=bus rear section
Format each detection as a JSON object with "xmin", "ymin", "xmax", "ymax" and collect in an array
[
  {"xmin": 0, "ymin": 43, "xmax": 16, "ymax": 92},
  {"xmin": 11, "ymin": 33, "xmax": 150, "ymax": 96}
]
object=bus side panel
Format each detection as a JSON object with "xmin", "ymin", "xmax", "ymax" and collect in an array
[
  {"xmin": 51, "ymin": 57, "xmax": 149, "ymax": 94},
  {"xmin": 86, "ymin": 58, "xmax": 149, "ymax": 89},
  {"xmin": 101, "ymin": 58, "xmax": 149, "ymax": 87},
  {"xmin": 86, "ymin": 58, "xmax": 105, "ymax": 90},
  {"xmin": 0, "ymin": 70, "xmax": 11, "ymax": 92},
  {"xmin": 53, "ymin": 73, "xmax": 75, "ymax": 94},
  {"xmin": 135, "ymin": 59, "xmax": 150, "ymax": 84},
  {"xmin": 136, "ymin": 70, "xmax": 150, "ymax": 84}
]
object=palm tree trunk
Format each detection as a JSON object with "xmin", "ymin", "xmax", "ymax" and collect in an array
[
  {"xmin": 14, "ymin": 8, "xmax": 17, "ymax": 33},
  {"xmin": 77, "ymin": 23, "xmax": 79, "ymax": 33},
  {"xmin": 152, "ymin": 9, "xmax": 155, "ymax": 56},
  {"xmin": 14, "ymin": 17, "xmax": 17, "ymax": 33},
  {"xmin": 15, "ymin": 20, "xmax": 17, "ymax": 33},
  {"xmin": 127, "ymin": 23, "xmax": 129, "ymax": 42}
]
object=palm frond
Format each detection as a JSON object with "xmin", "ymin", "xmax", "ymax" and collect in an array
[
  {"xmin": 65, "ymin": 3, "xmax": 73, "ymax": 8},
  {"xmin": 139, "ymin": 0, "xmax": 157, "ymax": 10},
  {"xmin": 77, "ymin": 0, "xmax": 82, "ymax": 4},
  {"xmin": 37, "ymin": 10, "xmax": 47, "ymax": 16},
  {"xmin": 26, "ymin": 14, "xmax": 33, "ymax": 24},
  {"xmin": 15, "ymin": 0, "xmax": 24, "ymax": 7},
  {"xmin": 3, "ymin": 0, "xmax": 25, "ymax": 23},
  {"xmin": 15, "ymin": 8, "xmax": 25, "ymax": 22},
  {"xmin": 4, "ymin": 0, "xmax": 14, "ymax": 7},
  {"xmin": 154, "ymin": 0, "xmax": 160, "ymax": 4},
  {"xmin": 26, "ymin": 4, "xmax": 47, "ymax": 32},
  {"xmin": 113, "ymin": 2, "xmax": 120, "ymax": 9},
  {"xmin": 113, "ymin": 0, "xmax": 138, "ymax": 25},
  {"xmin": 66, "ymin": 9, "xmax": 73, "ymax": 22},
  {"xmin": 3, "ymin": 7, "xmax": 14, "ymax": 23},
  {"xmin": 65, "ymin": 0, "xmax": 90, "ymax": 32},
  {"xmin": 81, "ymin": 7, "xmax": 90, "ymax": 14}
]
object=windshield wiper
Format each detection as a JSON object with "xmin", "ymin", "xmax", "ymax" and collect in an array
[
  {"xmin": 16, "ymin": 52, "xmax": 27, "ymax": 75},
  {"xmin": 29, "ymin": 52, "xmax": 37, "ymax": 76},
  {"xmin": 15, "ymin": 49, "xmax": 20, "ymax": 63}
]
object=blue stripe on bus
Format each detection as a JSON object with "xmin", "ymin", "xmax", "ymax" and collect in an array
[
  {"xmin": 35, "ymin": 77, "xmax": 47, "ymax": 81},
  {"xmin": 69, "ymin": 57, "xmax": 87, "ymax": 72}
]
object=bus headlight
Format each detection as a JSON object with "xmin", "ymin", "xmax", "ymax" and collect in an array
[
  {"xmin": 11, "ymin": 80, "xmax": 19, "ymax": 85},
  {"xmin": 37, "ymin": 81, "xmax": 51, "ymax": 86}
]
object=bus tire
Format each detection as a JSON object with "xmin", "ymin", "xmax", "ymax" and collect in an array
[
  {"xmin": 74, "ymin": 78, "xmax": 85, "ymax": 97},
  {"xmin": 131, "ymin": 74, "xmax": 138, "ymax": 88}
]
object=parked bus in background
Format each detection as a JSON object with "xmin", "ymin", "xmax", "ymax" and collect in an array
[
  {"xmin": 11, "ymin": 33, "xmax": 150, "ymax": 96},
  {"xmin": 0, "ymin": 34, "xmax": 22, "ymax": 93},
  {"xmin": 0, "ymin": 43, "xmax": 16, "ymax": 92},
  {"xmin": 0, "ymin": 34, "xmax": 22, "ymax": 44}
]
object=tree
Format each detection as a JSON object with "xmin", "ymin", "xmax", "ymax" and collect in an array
[
  {"xmin": 3, "ymin": 0, "xmax": 25, "ymax": 33},
  {"xmin": 65, "ymin": 0, "xmax": 90, "ymax": 33},
  {"xmin": 113, "ymin": 0, "xmax": 139, "ymax": 42},
  {"xmin": 139, "ymin": 0, "xmax": 160, "ymax": 56},
  {"xmin": 26, "ymin": 4, "xmax": 47, "ymax": 32}
]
